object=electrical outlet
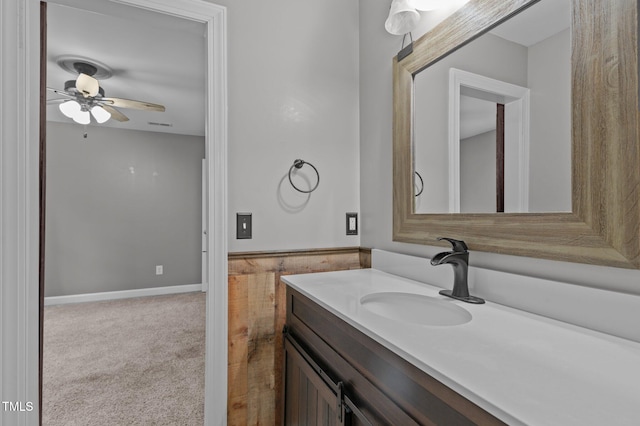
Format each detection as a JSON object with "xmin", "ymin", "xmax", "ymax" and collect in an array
[
  {"xmin": 346, "ymin": 212, "xmax": 358, "ymax": 235},
  {"xmin": 156, "ymin": 265, "xmax": 163, "ymax": 275},
  {"xmin": 237, "ymin": 213, "xmax": 252, "ymax": 239}
]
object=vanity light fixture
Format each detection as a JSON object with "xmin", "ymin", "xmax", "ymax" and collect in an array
[
  {"xmin": 386, "ymin": 0, "xmax": 450, "ymax": 61},
  {"xmin": 385, "ymin": 0, "xmax": 420, "ymax": 35},
  {"xmin": 385, "ymin": 0, "xmax": 449, "ymax": 35},
  {"xmin": 397, "ymin": 33, "xmax": 414, "ymax": 61},
  {"xmin": 410, "ymin": 0, "xmax": 450, "ymax": 11}
]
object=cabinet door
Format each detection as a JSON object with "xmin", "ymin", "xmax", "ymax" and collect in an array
[
  {"xmin": 344, "ymin": 397, "xmax": 374, "ymax": 426},
  {"xmin": 285, "ymin": 339, "xmax": 340, "ymax": 426}
]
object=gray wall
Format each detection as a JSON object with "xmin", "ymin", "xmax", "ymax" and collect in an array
[
  {"xmin": 212, "ymin": 0, "xmax": 360, "ymax": 253},
  {"xmin": 359, "ymin": 0, "xmax": 640, "ymax": 295},
  {"xmin": 528, "ymin": 28, "xmax": 571, "ymax": 212},
  {"xmin": 46, "ymin": 0, "xmax": 360, "ymax": 296},
  {"xmin": 45, "ymin": 122, "xmax": 205, "ymax": 297}
]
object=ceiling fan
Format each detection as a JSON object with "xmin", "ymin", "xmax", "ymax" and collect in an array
[{"xmin": 47, "ymin": 60, "xmax": 165, "ymax": 125}]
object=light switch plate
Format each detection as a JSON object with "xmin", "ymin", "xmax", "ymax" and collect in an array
[
  {"xmin": 237, "ymin": 213, "xmax": 252, "ymax": 239},
  {"xmin": 346, "ymin": 212, "xmax": 358, "ymax": 235}
]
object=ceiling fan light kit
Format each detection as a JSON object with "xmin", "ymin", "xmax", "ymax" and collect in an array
[
  {"xmin": 75, "ymin": 109, "xmax": 91, "ymax": 125},
  {"xmin": 58, "ymin": 100, "xmax": 111, "ymax": 125},
  {"xmin": 90, "ymin": 105, "xmax": 111, "ymax": 124},
  {"xmin": 58, "ymin": 100, "xmax": 81, "ymax": 119}
]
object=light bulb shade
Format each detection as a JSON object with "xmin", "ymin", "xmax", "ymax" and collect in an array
[
  {"xmin": 91, "ymin": 105, "xmax": 111, "ymax": 123},
  {"xmin": 59, "ymin": 100, "xmax": 81, "ymax": 118},
  {"xmin": 72, "ymin": 109, "xmax": 91, "ymax": 125},
  {"xmin": 76, "ymin": 73, "xmax": 100, "ymax": 97},
  {"xmin": 408, "ymin": 0, "xmax": 448, "ymax": 11},
  {"xmin": 385, "ymin": 0, "xmax": 420, "ymax": 35}
]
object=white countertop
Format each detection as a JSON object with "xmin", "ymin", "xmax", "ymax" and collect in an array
[{"xmin": 282, "ymin": 268, "xmax": 640, "ymax": 426}]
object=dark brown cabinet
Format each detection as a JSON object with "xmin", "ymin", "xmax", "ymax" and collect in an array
[
  {"xmin": 283, "ymin": 286, "xmax": 506, "ymax": 426},
  {"xmin": 284, "ymin": 333, "xmax": 373, "ymax": 425},
  {"xmin": 284, "ymin": 336, "xmax": 341, "ymax": 425}
]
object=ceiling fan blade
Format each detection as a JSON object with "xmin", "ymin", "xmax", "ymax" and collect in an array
[
  {"xmin": 47, "ymin": 98, "xmax": 67, "ymax": 105},
  {"xmin": 76, "ymin": 73, "xmax": 100, "ymax": 97},
  {"xmin": 47, "ymin": 87, "xmax": 75, "ymax": 98},
  {"xmin": 101, "ymin": 105, "xmax": 129, "ymax": 122},
  {"xmin": 102, "ymin": 97, "xmax": 165, "ymax": 112}
]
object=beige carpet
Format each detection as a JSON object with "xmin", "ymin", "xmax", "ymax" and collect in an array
[{"xmin": 43, "ymin": 292, "xmax": 205, "ymax": 425}]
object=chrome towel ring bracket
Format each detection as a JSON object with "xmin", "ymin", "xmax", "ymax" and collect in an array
[{"xmin": 288, "ymin": 159, "xmax": 320, "ymax": 193}]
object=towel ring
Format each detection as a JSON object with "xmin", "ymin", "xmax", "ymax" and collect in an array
[
  {"xmin": 415, "ymin": 171, "xmax": 424, "ymax": 197},
  {"xmin": 288, "ymin": 159, "xmax": 320, "ymax": 193}
]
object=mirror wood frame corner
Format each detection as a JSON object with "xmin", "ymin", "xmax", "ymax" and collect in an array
[{"xmin": 393, "ymin": 0, "xmax": 640, "ymax": 269}]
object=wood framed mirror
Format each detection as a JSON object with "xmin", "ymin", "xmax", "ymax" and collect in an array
[{"xmin": 393, "ymin": 0, "xmax": 640, "ymax": 269}]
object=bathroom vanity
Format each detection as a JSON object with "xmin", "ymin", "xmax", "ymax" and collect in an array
[
  {"xmin": 284, "ymin": 286, "xmax": 503, "ymax": 425},
  {"xmin": 281, "ymin": 251, "xmax": 640, "ymax": 425}
]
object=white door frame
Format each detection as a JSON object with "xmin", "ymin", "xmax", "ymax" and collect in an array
[
  {"xmin": 448, "ymin": 68, "xmax": 530, "ymax": 213},
  {"xmin": 202, "ymin": 158, "xmax": 209, "ymax": 293},
  {"xmin": 0, "ymin": 1, "xmax": 228, "ymax": 424}
]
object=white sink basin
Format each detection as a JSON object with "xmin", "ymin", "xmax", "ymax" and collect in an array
[{"xmin": 360, "ymin": 292, "xmax": 472, "ymax": 326}]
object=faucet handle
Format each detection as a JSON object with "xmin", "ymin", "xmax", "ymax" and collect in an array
[{"xmin": 437, "ymin": 237, "xmax": 468, "ymax": 253}]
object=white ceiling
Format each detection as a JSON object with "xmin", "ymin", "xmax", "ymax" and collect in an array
[
  {"xmin": 460, "ymin": 96, "xmax": 497, "ymax": 140},
  {"xmin": 490, "ymin": 0, "xmax": 570, "ymax": 47},
  {"xmin": 46, "ymin": 1, "xmax": 206, "ymax": 136}
]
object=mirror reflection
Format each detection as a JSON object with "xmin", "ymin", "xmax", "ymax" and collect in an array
[{"xmin": 413, "ymin": 0, "xmax": 571, "ymax": 214}]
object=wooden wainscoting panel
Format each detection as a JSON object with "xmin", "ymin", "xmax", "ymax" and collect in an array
[
  {"xmin": 247, "ymin": 273, "xmax": 276, "ymax": 424},
  {"xmin": 228, "ymin": 272, "xmax": 276, "ymax": 425},
  {"xmin": 359, "ymin": 248, "xmax": 372, "ymax": 269},
  {"xmin": 228, "ymin": 275, "xmax": 249, "ymax": 364},
  {"xmin": 228, "ymin": 275, "xmax": 249, "ymax": 426},
  {"xmin": 227, "ymin": 248, "xmax": 368, "ymax": 425},
  {"xmin": 227, "ymin": 362, "xmax": 248, "ymax": 426},
  {"xmin": 228, "ymin": 247, "xmax": 363, "ymax": 275}
]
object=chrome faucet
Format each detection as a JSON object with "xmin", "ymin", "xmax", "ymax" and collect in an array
[{"xmin": 430, "ymin": 237, "xmax": 485, "ymax": 304}]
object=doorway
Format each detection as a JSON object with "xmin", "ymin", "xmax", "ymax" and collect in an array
[
  {"xmin": 449, "ymin": 68, "xmax": 530, "ymax": 213},
  {"xmin": 39, "ymin": 0, "xmax": 228, "ymax": 424},
  {"xmin": 457, "ymin": 96, "xmax": 506, "ymax": 213}
]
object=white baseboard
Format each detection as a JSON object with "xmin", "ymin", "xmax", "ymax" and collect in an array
[{"xmin": 44, "ymin": 283, "xmax": 204, "ymax": 306}]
